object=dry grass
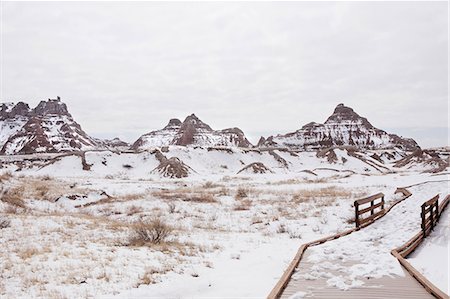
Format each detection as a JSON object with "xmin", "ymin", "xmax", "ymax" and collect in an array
[
  {"xmin": 35, "ymin": 184, "xmax": 50, "ymax": 199},
  {"xmin": 126, "ymin": 205, "xmax": 142, "ymax": 216},
  {"xmin": 304, "ymin": 177, "xmax": 330, "ymax": 184},
  {"xmin": 267, "ymin": 178, "xmax": 303, "ymax": 185},
  {"xmin": 167, "ymin": 202, "xmax": 177, "ymax": 213},
  {"xmin": 217, "ymin": 187, "xmax": 230, "ymax": 196},
  {"xmin": 291, "ymin": 186, "xmax": 356, "ymax": 204},
  {"xmin": 77, "ymin": 192, "xmax": 146, "ymax": 208},
  {"xmin": 235, "ymin": 187, "xmax": 249, "ymax": 200},
  {"xmin": 202, "ymin": 181, "xmax": 223, "ymax": 189},
  {"xmin": 0, "ymin": 171, "xmax": 13, "ymax": 183},
  {"xmin": 153, "ymin": 189, "xmax": 217, "ymax": 203},
  {"xmin": 1, "ymin": 186, "xmax": 26, "ymax": 208},
  {"xmin": 17, "ymin": 247, "xmax": 40, "ymax": 260},
  {"xmin": 129, "ymin": 218, "xmax": 174, "ymax": 246},
  {"xmin": 233, "ymin": 199, "xmax": 252, "ymax": 211}
]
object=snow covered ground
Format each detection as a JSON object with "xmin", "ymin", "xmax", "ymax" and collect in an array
[{"xmin": 0, "ymin": 148, "xmax": 448, "ymax": 298}]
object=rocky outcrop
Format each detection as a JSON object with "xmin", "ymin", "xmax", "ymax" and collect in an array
[
  {"xmin": 237, "ymin": 162, "xmax": 273, "ymax": 174},
  {"xmin": 1, "ymin": 98, "xmax": 99, "ymax": 154},
  {"xmin": 131, "ymin": 118, "xmax": 182, "ymax": 149},
  {"xmin": 258, "ymin": 104, "xmax": 419, "ymax": 151},
  {"xmin": 97, "ymin": 138, "xmax": 129, "ymax": 149},
  {"xmin": 151, "ymin": 149, "xmax": 193, "ymax": 178},
  {"xmin": 133, "ymin": 114, "xmax": 252, "ymax": 149},
  {"xmin": 394, "ymin": 149, "xmax": 449, "ymax": 173},
  {"xmin": 0, "ymin": 97, "xmax": 125, "ymax": 155}
]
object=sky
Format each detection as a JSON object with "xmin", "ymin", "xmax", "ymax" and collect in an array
[{"xmin": 1, "ymin": 1, "xmax": 448, "ymax": 147}]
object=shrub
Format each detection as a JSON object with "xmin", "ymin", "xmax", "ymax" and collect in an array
[
  {"xmin": 203, "ymin": 181, "xmax": 215, "ymax": 189},
  {"xmin": 126, "ymin": 205, "xmax": 142, "ymax": 216},
  {"xmin": 167, "ymin": 202, "xmax": 177, "ymax": 214},
  {"xmin": 288, "ymin": 229, "xmax": 303, "ymax": 239},
  {"xmin": 35, "ymin": 184, "xmax": 50, "ymax": 199},
  {"xmin": 187, "ymin": 193, "xmax": 216, "ymax": 203},
  {"xmin": 0, "ymin": 187, "xmax": 26, "ymax": 208},
  {"xmin": 233, "ymin": 199, "xmax": 252, "ymax": 211},
  {"xmin": 129, "ymin": 219, "xmax": 173, "ymax": 245},
  {"xmin": 235, "ymin": 187, "xmax": 248, "ymax": 200},
  {"xmin": 276, "ymin": 223, "xmax": 287, "ymax": 234},
  {"xmin": 41, "ymin": 175, "xmax": 52, "ymax": 181},
  {"xmin": 0, "ymin": 172, "xmax": 13, "ymax": 183},
  {"xmin": 0, "ymin": 217, "xmax": 10, "ymax": 229}
]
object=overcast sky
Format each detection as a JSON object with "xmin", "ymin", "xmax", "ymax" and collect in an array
[{"xmin": 1, "ymin": 1, "xmax": 448, "ymax": 147}]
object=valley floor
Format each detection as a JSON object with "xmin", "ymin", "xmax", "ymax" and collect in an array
[{"xmin": 0, "ymin": 149, "xmax": 448, "ymax": 298}]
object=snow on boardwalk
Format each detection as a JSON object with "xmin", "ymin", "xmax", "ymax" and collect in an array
[{"xmin": 279, "ymin": 181, "xmax": 447, "ymax": 299}]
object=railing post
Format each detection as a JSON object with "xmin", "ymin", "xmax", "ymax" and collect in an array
[
  {"xmin": 370, "ymin": 200, "xmax": 374, "ymax": 215},
  {"xmin": 355, "ymin": 202, "xmax": 359, "ymax": 228},
  {"xmin": 436, "ymin": 199, "xmax": 440, "ymax": 222},
  {"xmin": 381, "ymin": 196, "xmax": 385, "ymax": 211},
  {"xmin": 430, "ymin": 205, "xmax": 434, "ymax": 232},
  {"xmin": 421, "ymin": 204, "xmax": 426, "ymax": 238}
]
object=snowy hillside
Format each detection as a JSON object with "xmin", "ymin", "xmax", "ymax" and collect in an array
[
  {"xmin": 2, "ymin": 146, "xmax": 448, "ymax": 180},
  {"xmin": 132, "ymin": 114, "xmax": 252, "ymax": 149},
  {"xmin": 0, "ymin": 98, "xmax": 128, "ymax": 154},
  {"xmin": 259, "ymin": 104, "xmax": 419, "ymax": 151}
]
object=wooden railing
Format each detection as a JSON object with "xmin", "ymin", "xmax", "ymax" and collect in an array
[
  {"xmin": 391, "ymin": 194, "xmax": 450, "ymax": 299},
  {"xmin": 354, "ymin": 192, "xmax": 385, "ymax": 228},
  {"xmin": 421, "ymin": 195, "xmax": 439, "ymax": 238}
]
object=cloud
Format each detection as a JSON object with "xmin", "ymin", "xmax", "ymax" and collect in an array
[{"xmin": 1, "ymin": 2, "xmax": 448, "ymax": 147}]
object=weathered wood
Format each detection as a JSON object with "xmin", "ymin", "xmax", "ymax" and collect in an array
[
  {"xmin": 422, "ymin": 194, "xmax": 439, "ymax": 206},
  {"xmin": 390, "ymin": 193, "xmax": 450, "ymax": 299},
  {"xmin": 421, "ymin": 195, "xmax": 439, "ymax": 238},
  {"xmin": 281, "ymin": 252, "xmax": 436, "ymax": 299},
  {"xmin": 395, "ymin": 187, "xmax": 412, "ymax": 197},
  {"xmin": 358, "ymin": 201, "xmax": 384, "ymax": 215},
  {"xmin": 392, "ymin": 251, "xmax": 449, "ymax": 299},
  {"xmin": 354, "ymin": 193, "xmax": 385, "ymax": 228},
  {"xmin": 359, "ymin": 211, "xmax": 385, "ymax": 226},
  {"xmin": 267, "ymin": 244, "xmax": 308, "ymax": 299},
  {"xmin": 399, "ymin": 235, "xmax": 423, "ymax": 257},
  {"xmin": 355, "ymin": 192, "xmax": 384, "ymax": 205}
]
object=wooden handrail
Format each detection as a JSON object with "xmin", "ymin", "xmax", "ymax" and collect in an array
[
  {"xmin": 391, "ymin": 194, "xmax": 450, "ymax": 299},
  {"xmin": 354, "ymin": 192, "xmax": 385, "ymax": 228},
  {"xmin": 355, "ymin": 192, "xmax": 384, "ymax": 205},
  {"xmin": 421, "ymin": 195, "xmax": 439, "ymax": 238}
]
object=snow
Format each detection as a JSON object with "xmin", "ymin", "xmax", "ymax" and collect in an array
[
  {"xmin": 0, "ymin": 147, "xmax": 448, "ymax": 298},
  {"xmin": 0, "ymin": 117, "xmax": 28, "ymax": 149}
]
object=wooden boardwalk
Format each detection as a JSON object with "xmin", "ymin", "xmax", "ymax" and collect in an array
[
  {"xmin": 280, "ymin": 250, "xmax": 433, "ymax": 299},
  {"xmin": 270, "ymin": 185, "xmax": 449, "ymax": 299}
]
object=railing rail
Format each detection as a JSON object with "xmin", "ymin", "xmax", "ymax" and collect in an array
[
  {"xmin": 354, "ymin": 192, "xmax": 385, "ymax": 228},
  {"xmin": 421, "ymin": 195, "xmax": 439, "ymax": 238},
  {"xmin": 391, "ymin": 194, "xmax": 450, "ymax": 299}
]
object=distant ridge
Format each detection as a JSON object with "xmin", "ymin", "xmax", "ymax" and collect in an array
[
  {"xmin": 1, "ymin": 99, "xmax": 420, "ymax": 154},
  {"xmin": 258, "ymin": 103, "xmax": 419, "ymax": 150},
  {"xmin": 0, "ymin": 97, "xmax": 127, "ymax": 154},
  {"xmin": 132, "ymin": 113, "xmax": 252, "ymax": 149}
]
